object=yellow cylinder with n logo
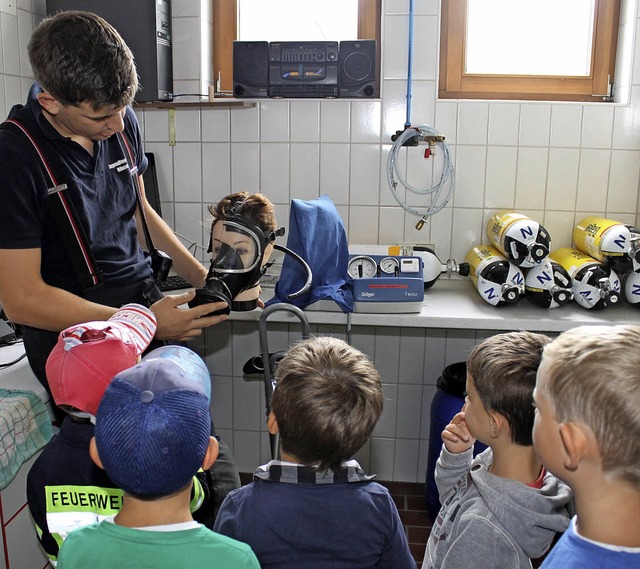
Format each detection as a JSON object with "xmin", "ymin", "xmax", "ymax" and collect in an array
[
  {"xmin": 465, "ymin": 244, "xmax": 524, "ymax": 306},
  {"xmin": 549, "ymin": 247, "xmax": 620, "ymax": 310},
  {"xmin": 486, "ymin": 211, "xmax": 551, "ymax": 268},
  {"xmin": 573, "ymin": 216, "xmax": 640, "ymax": 273}
]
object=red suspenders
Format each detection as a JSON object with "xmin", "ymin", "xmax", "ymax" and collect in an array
[
  {"xmin": 1, "ymin": 118, "xmax": 103, "ymax": 291},
  {"xmin": 1, "ymin": 119, "xmax": 172, "ymax": 290}
]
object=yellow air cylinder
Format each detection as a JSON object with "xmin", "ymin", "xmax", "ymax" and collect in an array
[
  {"xmin": 524, "ymin": 259, "xmax": 573, "ymax": 309},
  {"xmin": 465, "ymin": 244, "xmax": 524, "ymax": 306},
  {"xmin": 486, "ymin": 211, "xmax": 551, "ymax": 268},
  {"xmin": 549, "ymin": 247, "xmax": 620, "ymax": 310},
  {"xmin": 573, "ymin": 216, "xmax": 640, "ymax": 274}
]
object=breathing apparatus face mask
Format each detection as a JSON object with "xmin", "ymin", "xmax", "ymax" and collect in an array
[
  {"xmin": 189, "ymin": 215, "xmax": 272, "ymax": 315},
  {"xmin": 188, "ymin": 210, "xmax": 313, "ymax": 316}
]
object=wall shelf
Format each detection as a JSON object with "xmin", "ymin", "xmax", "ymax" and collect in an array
[
  {"xmin": 135, "ymin": 98, "xmax": 382, "ymax": 109},
  {"xmin": 134, "ymin": 99, "xmax": 256, "ymax": 109}
]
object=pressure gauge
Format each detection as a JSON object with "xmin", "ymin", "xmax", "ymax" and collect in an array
[
  {"xmin": 348, "ymin": 255, "xmax": 377, "ymax": 279},
  {"xmin": 379, "ymin": 256, "xmax": 400, "ymax": 275}
]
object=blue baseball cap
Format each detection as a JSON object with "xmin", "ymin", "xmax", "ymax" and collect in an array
[
  {"xmin": 141, "ymin": 345, "xmax": 212, "ymax": 401},
  {"xmin": 95, "ymin": 350, "xmax": 211, "ymax": 498}
]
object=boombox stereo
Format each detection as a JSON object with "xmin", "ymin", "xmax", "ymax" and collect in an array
[
  {"xmin": 233, "ymin": 40, "xmax": 376, "ymax": 99},
  {"xmin": 269, "ymin": 41, "xmax": 339, "ymax": 98}
]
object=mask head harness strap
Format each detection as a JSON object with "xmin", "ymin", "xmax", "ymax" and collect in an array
[
  {"xmin": 190, "ymin": 195, "xmax": 311, "ymax": 315},
  {"xmin": 207, "ymin": 197, "xmax": 284, "ymax": 275},
  {"xmin": 203, "ymin": 197, "xmax": 286, "ymax": 311}
]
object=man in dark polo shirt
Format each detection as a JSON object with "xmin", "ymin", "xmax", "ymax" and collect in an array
[
  {"xmin": 0, "ymin": 11, "xmax": 227, "ymax": 394},
  {"xmin": 0, "ymin": 10, "xmax": 239, "ymax": 528}
]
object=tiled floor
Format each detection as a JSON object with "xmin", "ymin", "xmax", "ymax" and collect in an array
[{"xmin": 239, "ymin": 473, "xmax": 431, "ymax": 568}]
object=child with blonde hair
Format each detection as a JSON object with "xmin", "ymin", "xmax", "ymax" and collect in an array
[{"xmin": 533, "ymin": 324, "xmax": 640, "ymax": 568}]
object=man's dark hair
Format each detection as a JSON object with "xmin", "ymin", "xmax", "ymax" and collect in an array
[
  {"xmin": 271, "ymin": 336, "xmax": 383, "ymax": 472},
  {"xmin": 28, "ymin": 11, "xmax": 138, "ymax": 108},
  {"xmin": 467, "ymin": 331, "xmax": 551, "ymax": 446}
]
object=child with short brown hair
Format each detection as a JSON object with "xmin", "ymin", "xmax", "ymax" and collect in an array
[
  {"xmin": 424, "ymin": 331, "xmax": 572, "ymax": 569},
  {"xmin": 214, "ymin": 336, "xmax": 415, "ymax": 569}
]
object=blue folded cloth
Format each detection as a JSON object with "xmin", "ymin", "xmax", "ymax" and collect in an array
[{"xmin": 268, "ymin": 195, "xmax": 354, "ymax": 312}]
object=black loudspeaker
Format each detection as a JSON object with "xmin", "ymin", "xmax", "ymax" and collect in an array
[
  {"xmin": 46, "ymin": 0, "xmax": 173, "ymax": 103},
  {"xmin": 233, "ymin": 41, "xmax": 269, "ymax": 98},
  {"xmin": 339, "ymin": 40, "xmax": 376, "ymax": 98}
]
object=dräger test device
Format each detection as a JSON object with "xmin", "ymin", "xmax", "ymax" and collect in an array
[{"xmin": 347, "ymin": 254, "xmax": 424, "ymax": 313}]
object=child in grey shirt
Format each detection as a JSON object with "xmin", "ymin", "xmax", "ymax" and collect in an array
[{"xmin": 424, "ymin": 331, "xmax": 572, "ymax": 569}]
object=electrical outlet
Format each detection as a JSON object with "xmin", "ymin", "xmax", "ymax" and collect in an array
[
  {"xmin": 398, "ymin": 243, "xmax": 436, "ymax": 255},
  {"xmin": 0, "ymin": 1, "xmax": 17, "ymax": 16}
]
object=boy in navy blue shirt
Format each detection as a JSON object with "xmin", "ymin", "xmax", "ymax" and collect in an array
[{"xmin": 214, "ymin": 336, "xmax": 415, "ymax": 569}]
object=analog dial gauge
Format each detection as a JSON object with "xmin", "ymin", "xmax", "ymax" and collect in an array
[
  {"xmin": 348, "ymin": 255, "xmax": 377, "ymax": 279},
  {"xmin": 379, "ymin": 256, "xmax": 400, "ymax": 275}
]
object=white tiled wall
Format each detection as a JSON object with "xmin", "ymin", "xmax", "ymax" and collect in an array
[
  {"xmin": 129, "ymin": 1, "xmax": 640, "ymax": 265},
  {"xmin": 189, "ymin": 320, "xmax": 507, "ymax": 482},
  {"xmin": 3, "ymin": 0, "xmax": 640, "ymax": 482}
]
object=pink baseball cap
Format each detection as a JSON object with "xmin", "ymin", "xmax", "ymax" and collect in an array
[{"xmin": 45, "ymin": 303, "xmax": 157, "ymax": 416}]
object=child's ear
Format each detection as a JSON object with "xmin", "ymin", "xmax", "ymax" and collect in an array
[
  {"xmin": 558, "ymin": 422, "xmax": 589, "ymax": 471},
  {"xmin": 488, "ymin": 412, "xmax": 506, "ymax": 439},
  {"xmin": 202, "ymin": 436, "xmax": 219, "ymax": 470},
  {"xmin": 267, "ymin": 411, "xmax": 279, "ymax": 435},
  {"xmin": 89, "ymin": 437, "xmax": 105, "ymax": 470}
]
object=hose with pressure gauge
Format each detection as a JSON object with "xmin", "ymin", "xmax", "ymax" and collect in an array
[{"xmin": 386, "ymin": 124, "xmax": 455, "ymax": 231}]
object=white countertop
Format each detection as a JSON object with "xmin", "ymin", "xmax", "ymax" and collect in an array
[
  {"xmin": 229, "ymin": 278, "xmax": 640, "ymax": 332},
  {"xmin": 0, "ymin": 342, "xmax": 50, "ymax": 403}
]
